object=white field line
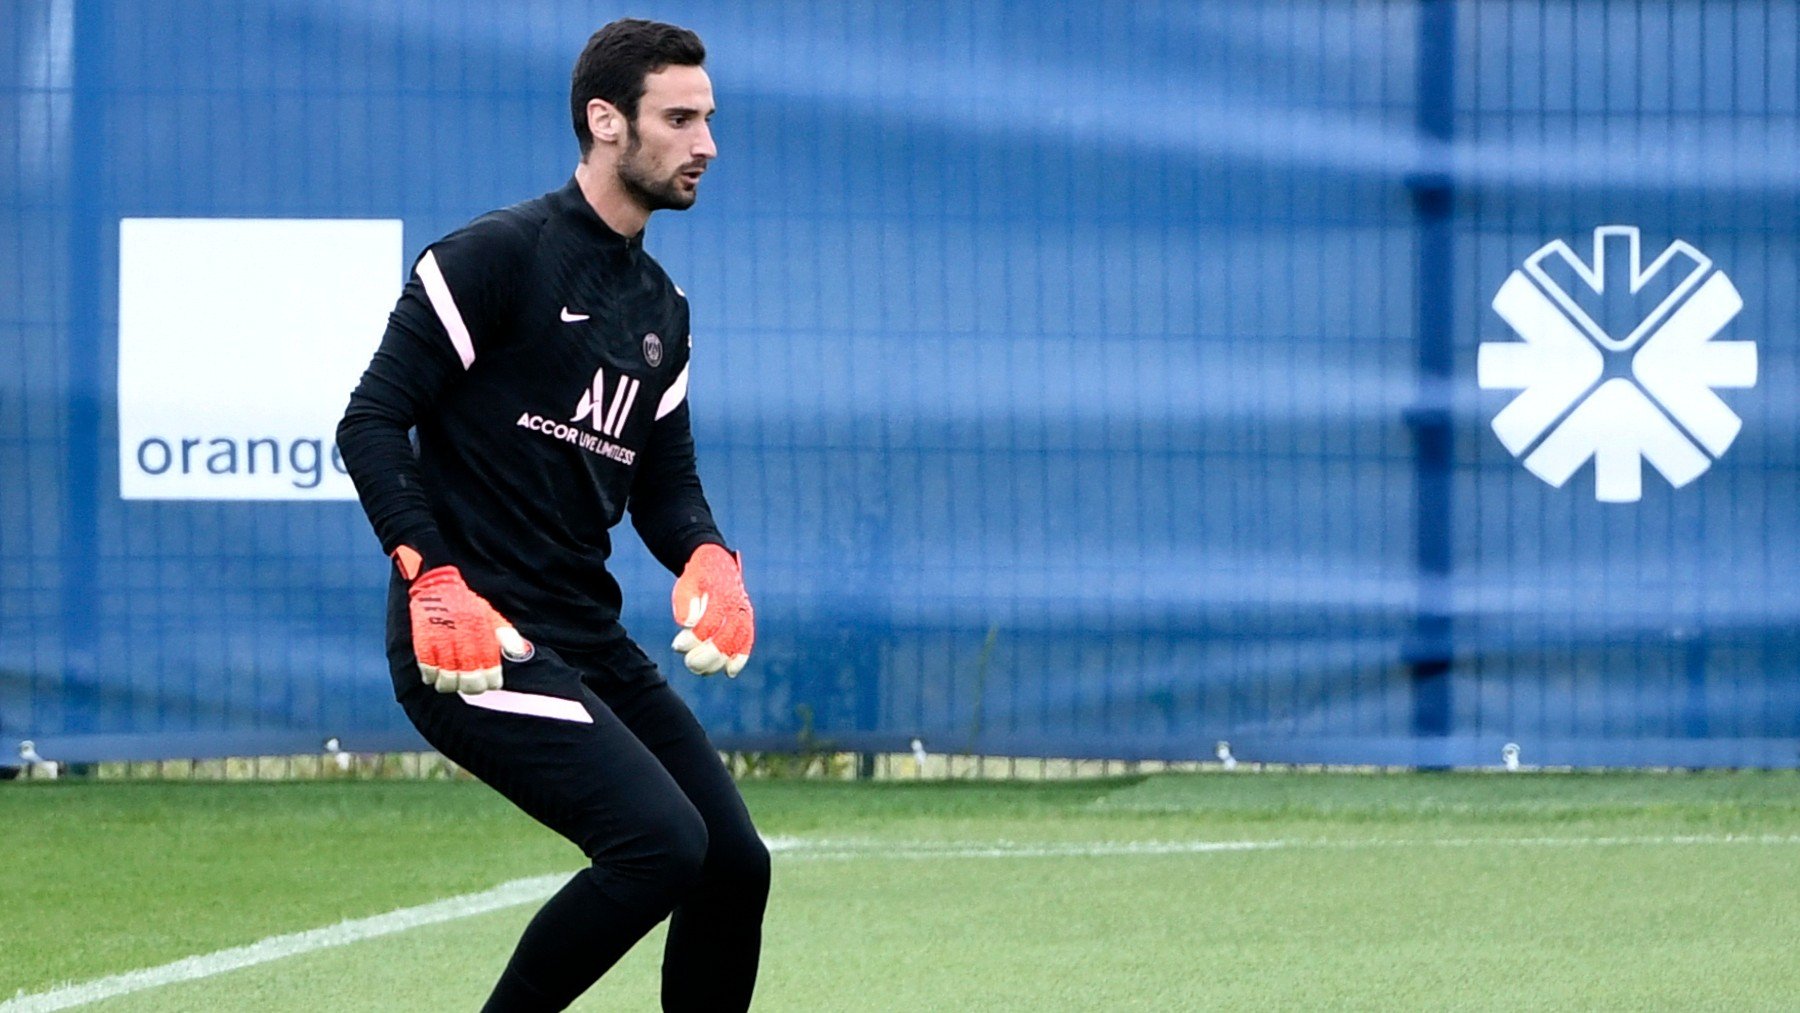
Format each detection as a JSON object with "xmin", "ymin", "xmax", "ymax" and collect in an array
[
  {"xmin": 0, "ymin": 873, "xmax": 570, "ymax": 1013},
  {"xmin": 7, "ymin": 832, "xmax": 1798, "ymax": 1011},
  {"xmin": 773, "ymin": 838, "xmax": 1286, "ymax": 859},
  {"xmin": 771, "ymin": 832, "xmax": 1800, "ymax": 860}
]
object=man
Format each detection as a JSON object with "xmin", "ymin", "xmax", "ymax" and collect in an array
[{"xmin": 336, "ymin": 19, "xmax": 768, "ymax": 1012}]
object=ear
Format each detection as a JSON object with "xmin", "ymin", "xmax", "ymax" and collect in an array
[{"xmin": 587, "ymin": 98, "xmax": 625, "ymax": 148}]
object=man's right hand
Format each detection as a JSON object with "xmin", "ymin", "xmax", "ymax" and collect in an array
[{"xmin": 407, "ymin": 565, "xmax": 527, "ymax": 694}]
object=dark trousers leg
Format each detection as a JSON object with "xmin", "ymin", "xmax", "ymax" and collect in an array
[
  {"xmin": 591, "ymin": 674, "xmax": 772, "ymax": 1013},
  {"xmin": 394, "ymin": 649, "xmax": 709, "ymax": 1012}
]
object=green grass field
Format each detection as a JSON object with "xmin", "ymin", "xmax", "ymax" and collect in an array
[{"xmin": 3, "ymin": 771, "xmax": 1797, "ymax": 1011}]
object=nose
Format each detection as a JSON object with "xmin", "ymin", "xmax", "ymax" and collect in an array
[{"xmin": 693, "ymin": 123, "xmax": 717, "ymax": 161}]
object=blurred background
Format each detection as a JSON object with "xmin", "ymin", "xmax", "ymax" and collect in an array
[{"xmin": 3, "ymin": 1, "xmax": 1796, "ymax": 769}]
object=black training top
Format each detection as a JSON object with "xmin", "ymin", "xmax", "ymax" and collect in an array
[{"xmin": 338, "ymin": 177, "xmax": 725, "ymax": 650}]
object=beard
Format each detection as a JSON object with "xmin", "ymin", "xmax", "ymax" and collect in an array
[{"xmin": 616, "ymin": 128, "xmax": 697, "ymax": 212}]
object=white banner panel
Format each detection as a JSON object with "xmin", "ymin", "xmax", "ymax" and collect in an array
[{"xmin": 118, "ymin": 218, "xmax": 403, "ymax": 500}]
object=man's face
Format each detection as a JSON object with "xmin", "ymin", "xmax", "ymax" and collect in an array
[{"xmin": 617, "ymin": 64, "xmax": 717, "ymax": 212}]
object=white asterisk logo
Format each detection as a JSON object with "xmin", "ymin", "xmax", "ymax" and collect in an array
[{"xmin": 1479, "ymin": 225, "xmax": 1757, "ymax": 503}]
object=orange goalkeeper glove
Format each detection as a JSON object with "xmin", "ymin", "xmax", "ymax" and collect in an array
[
  {"xmin": 670, "ymin": 544, "xmax": 754, "ymax": 677},
  {"xmin": 406, "ymin": 564, "xmax": 528, "ymax": 694}
]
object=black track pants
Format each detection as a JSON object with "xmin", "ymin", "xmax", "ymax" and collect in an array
[{"xmin": 388, "ymin": 603, "xmax": 769, "ymax": 1012}]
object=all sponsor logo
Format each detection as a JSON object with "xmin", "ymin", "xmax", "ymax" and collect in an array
[
  {"xmin": 514, "ymin": 364, "xmax": 641, "ymax": 465},
  {"xmin": 571, "ymin": 365, "xmax": 641, "ymax": 438}
]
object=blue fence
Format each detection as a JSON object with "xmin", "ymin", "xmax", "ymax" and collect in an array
[{"xmin": 3, "ymin": 1, "xmax": 1797, "ymax": 767}]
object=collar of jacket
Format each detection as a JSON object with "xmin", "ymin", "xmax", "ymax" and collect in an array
[{"xmin": 553, "ymin": 176, "xmax": 645, "ymax": 252}]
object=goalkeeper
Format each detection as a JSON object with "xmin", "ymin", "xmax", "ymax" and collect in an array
[{"xmin": 336, "ymin": 19, "xmax": 766, "ymax": 1012}]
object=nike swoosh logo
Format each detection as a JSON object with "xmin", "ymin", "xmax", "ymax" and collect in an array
[{"xmin": 560, "ymin": 307, "xmax": 590, "ymax": 323}]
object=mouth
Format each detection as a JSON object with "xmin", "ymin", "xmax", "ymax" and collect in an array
[{"xmin": 678, "ymin": 166, "xmax": 706, "ymax": 187}]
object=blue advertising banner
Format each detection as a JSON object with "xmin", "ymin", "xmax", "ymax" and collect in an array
[{"xmin": 3, "ymin": 2, "xmax": 1796, "ymax": 766}]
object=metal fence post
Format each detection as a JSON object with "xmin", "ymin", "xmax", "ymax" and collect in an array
[{"xmin": 1407, "ymin": 0, "xmax": 1457, "ymax": 758}]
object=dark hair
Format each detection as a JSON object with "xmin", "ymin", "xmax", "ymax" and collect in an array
[{"xmin": 570, "ymin": 18, "xmax": 706, "ymax": 155}]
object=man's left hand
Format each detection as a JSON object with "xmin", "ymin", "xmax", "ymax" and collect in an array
[{"xmin": 671, "ymin": 544, "xmax": 754, "ymax": 677}]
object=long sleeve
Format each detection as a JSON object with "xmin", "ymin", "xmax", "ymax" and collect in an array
[
  {"xmin": 336, "ymin": 285, "xmax": 462, "ymax": 570},
  {"xmin": 628, "ymin": 399, "xmax": 727, "ymax": 575},
  {"xmin": 337, "ymin": 216, "xmax": 532, "ymax": 571}
]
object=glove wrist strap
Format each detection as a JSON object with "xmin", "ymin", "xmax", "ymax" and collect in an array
[
  {"xmin": 392, "ymin": 545, "xmax": 424, "ymax": 581},
  {"xmin": 390, "ymin": 529, "xmax": 454, "ymax": 582}
]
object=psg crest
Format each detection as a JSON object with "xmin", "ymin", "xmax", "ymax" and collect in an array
[{"xmin": 643, "ymin": 332, "xmax": 664, "ymax": 367}]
